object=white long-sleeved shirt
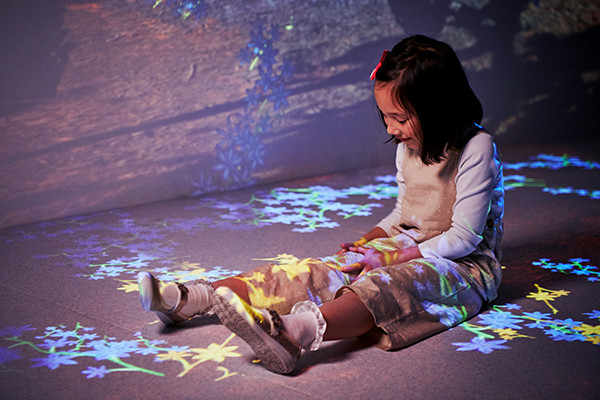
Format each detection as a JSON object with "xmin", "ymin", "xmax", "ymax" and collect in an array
[{"xmin": 377, "ymin": 132, "xmax": 504, "ymax": 261}]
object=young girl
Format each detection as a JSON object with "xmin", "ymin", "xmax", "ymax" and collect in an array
[{"xmin": 137, "ymin": 34, "xmax": 504, "ymax": 375}]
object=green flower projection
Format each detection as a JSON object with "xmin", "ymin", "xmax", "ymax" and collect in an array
[
  {"xmin": 454, "ymin": 280, "xmax": 600, "ymax": 353},
  {"xmin": 1, "ymin": 323, "xmax": 241, "ymax": 380},
  {"xmin": 503, "ymin": 154, "xmax": 600, "ymax": 199}
]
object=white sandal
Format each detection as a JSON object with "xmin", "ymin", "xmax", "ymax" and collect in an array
[{"xmin": 212, "ymin": 286, "xmax": 301, "ymax": 374}]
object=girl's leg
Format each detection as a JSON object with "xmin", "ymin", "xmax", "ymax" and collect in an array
[
  {"xmin": 320, "ymin": 291, "xmax": 375, "ymax": 340},
  {"xmin": 212, "ymin": 277, "xmax": 250, "ymax": 303},
  {"xmin": 224, "ymin": 258, "xmax": 354, "ymax": 315},
  {"xmin": 139, "ymin": 254, "xmax": 356, "ymax": 326}
]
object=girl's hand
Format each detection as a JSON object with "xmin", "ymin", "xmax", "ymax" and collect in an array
[
  {"xmin": 336, "ymin": 243, "xmax": 351, "ymax": 254},
  {"xmin": 336, "ymin": 237, "xmax": 368, "ymax": 254},
  {"xmin": 340, "ymin": 247, "xmax": 386, "ymax": 275},
  {"xmin": 336, "ymin": 227, "xmax": 388, "ymax": 255},
  {"xmin": 340, "ymin": 246, "xmax": 422, "ymax": 277}
]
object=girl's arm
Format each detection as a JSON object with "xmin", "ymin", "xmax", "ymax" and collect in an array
[{"xmin": 418, "ymin": 133, "xmax": 501, "ymax": 260}]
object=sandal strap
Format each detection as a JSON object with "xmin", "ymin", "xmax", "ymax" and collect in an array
[
  {"xmin": 267, "ymin": 309, "xmax": 282, "ymax": 336},
  {"xmin": 169, "ymin": 283, "xmax": 189, "ymax": 315}
]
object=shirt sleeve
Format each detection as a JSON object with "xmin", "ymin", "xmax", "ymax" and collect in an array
[
  {"xmin": 376, "ymin": 143, "xmax": 406, "ymax": 235},
  {"xmin": 418, "ymin": 133, "xmax": 498, "ymax": 259}
]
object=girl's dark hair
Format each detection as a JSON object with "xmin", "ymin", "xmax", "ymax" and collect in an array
[{"xmin": 374, "ymin": 35, "xmax": 483, "ymax": 164}]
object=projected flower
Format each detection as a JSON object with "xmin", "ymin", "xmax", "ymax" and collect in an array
[
  {"xmin": 531, "ymin": 258, "xmax": 599, "ymax": 283},
  {"xmin": 453, "ymin": 282, "xmax": 599, "ymax": 354},
  {"xmin": 193, "ymin": 20, "xmax": 293, "ymax": 195},
  {"xmin": 198, "ymin": 177, "xmax": 396, "ymax": 233},
  {"xmin": 1, "ymin": 323, "xmax": 241, "ymax": 379},
  {"xmin": 0, "ymin": 347, "xmax": 22, "ymax": 364},
  {"xmin": 477, "ymin": 310, "xmax": 524, "ymax": 330},
  {"xmin": 502, "ymin": 154, "xmax": 600, "ymax": 171},
  {"xmin": 504, "ymin": 154, "xmax": 600, "ymax": 199},
  {"xmin": 452, "ymin": 336, "xmax": 509, "ymax": 354}
]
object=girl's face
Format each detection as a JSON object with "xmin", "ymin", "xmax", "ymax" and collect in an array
[{"xmin": 374, "ymin": 84, "xmax": 421, "ymax": 150}]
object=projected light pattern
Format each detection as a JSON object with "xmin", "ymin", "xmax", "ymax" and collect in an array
[
  {"xmin": 453, "ymin": 292, "xmax": 600, "ymax": 353},
  {"xmin": 502, "ymin": 154, "xmax": 600, "ymax": 199},
  {"xmin": 1, "ymin": 277, "xmax": 597, "ymax": 382},
  {"xmin": 148, "ymin": 0, "xmax": 208, "ymax": 21},
  {"xmin": 79, "ymin": 256, "xmax": 241, "ymax": 287},
  {"xmin": 199, "ymin": 153, "xmax": 598, "ymax": 234},
  {"xmin": 204, "ymin": 177, "xmax": 396, "ymax": 233},
  {"xmin": 502, "ymin": 154, "xmax": 600, "ymax": 171},
  {"xmin": 197, "ymin": 152, "xmax": 599, "ymax": 233},
  {"xmin": 85, "ymin": 263, "xmax": 240, "ymax": 295},
  {"xmin": 0, "ymin": 323, "xmax": 241, "ymax": 380},
  {"xmin": 503, "ymin": 175, "xmax": 600, "ymax": 199},
  {"xmin": 193, "ymin": 20, "xmax": 293, "ymax": 195},
  {"xmin": 11, "ymin": 211, "xmax": 244, "ymax": 284},
  {"xmin": 531, "ymin": 258, "xmax": 599, "ymax": 282},
  {"xmin": 10, "ymin": 179, "xmax": 395, "ymax": 284},
  {"xmin": 453, "ymin": 258, "xmax": 600, "ymax": 354}
]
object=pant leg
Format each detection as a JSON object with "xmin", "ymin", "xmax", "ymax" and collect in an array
[
  {"xmin": 235, "ymin": 234, "xmax": 416, "ymax": 315},
  {"xmin": 340, "ymin": 256, "xmax": 487, "ymax": 350},
  {"xmin": 235, "ymin": 254, "xmax": 358, "ymax": 315}
]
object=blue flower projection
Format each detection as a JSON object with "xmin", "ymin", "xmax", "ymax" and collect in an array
[
  {"xmin": 193, "ymin": 19, "xmax": 294, "ymax": 195},
  {"xmin": 453, "ymin": 302, "xmax": 599, "ymax": 354},
  {"xmin": 197, "ymin": 176, "xmax": 397, "ymax": 233},
  {"xmin": 502, "ymin": 154, "xmax": 600, "ymax": 171},
  {"xmin": 3, "ymin": 210, "xmax": 243, "ymax": 285},
  {"xmin": 503, "ymin": 154, "xmax": 600, "ymax": 199},
  {"xmin": 477, "ymin": 310, "xmax": 525, "ymax": 330},
  {"xmin": 531, "ymin": 258, "xmax": 599, "ymax": 283},
  {"xmin": 452, "ymin": 336, "xmax": 510, "ymax": 354},
  {"xmin": 452, "ymin": 267, "xmax": 600, "ymax": 354},
  {"xmin": 1, "ymin": 323, "xmax": 241, "ymax": 379}
]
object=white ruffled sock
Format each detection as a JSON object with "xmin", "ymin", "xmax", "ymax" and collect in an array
[{"xmin": 280, "ymin": 301, "xmax": 327, "ymax": 351}]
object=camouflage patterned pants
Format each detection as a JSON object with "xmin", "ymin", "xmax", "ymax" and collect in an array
[{"xmin": 236, "ymin": 234, "xmax": 500, "ymax": 350}]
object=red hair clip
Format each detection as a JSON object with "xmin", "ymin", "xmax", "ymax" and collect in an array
[{"xmin": 370, "ymin": 50, "xmax": 389, "ymax": 80}]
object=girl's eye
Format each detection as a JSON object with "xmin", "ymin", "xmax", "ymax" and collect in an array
[{"xmin": 385, "ymin": 115, "xmax": 406, "ymax": 124}]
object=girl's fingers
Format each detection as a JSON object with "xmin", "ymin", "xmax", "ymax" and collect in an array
[
  {"xmin": 340, "ymin": 243, "xmax": 352, "ymax": 250},
  {"xmin": 340, "ymin": 262, "xmax": 363, "ymax": 273},
  {"xmin": 349, "ymin": 246, "xmax": 366, "ymax": 254}
]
